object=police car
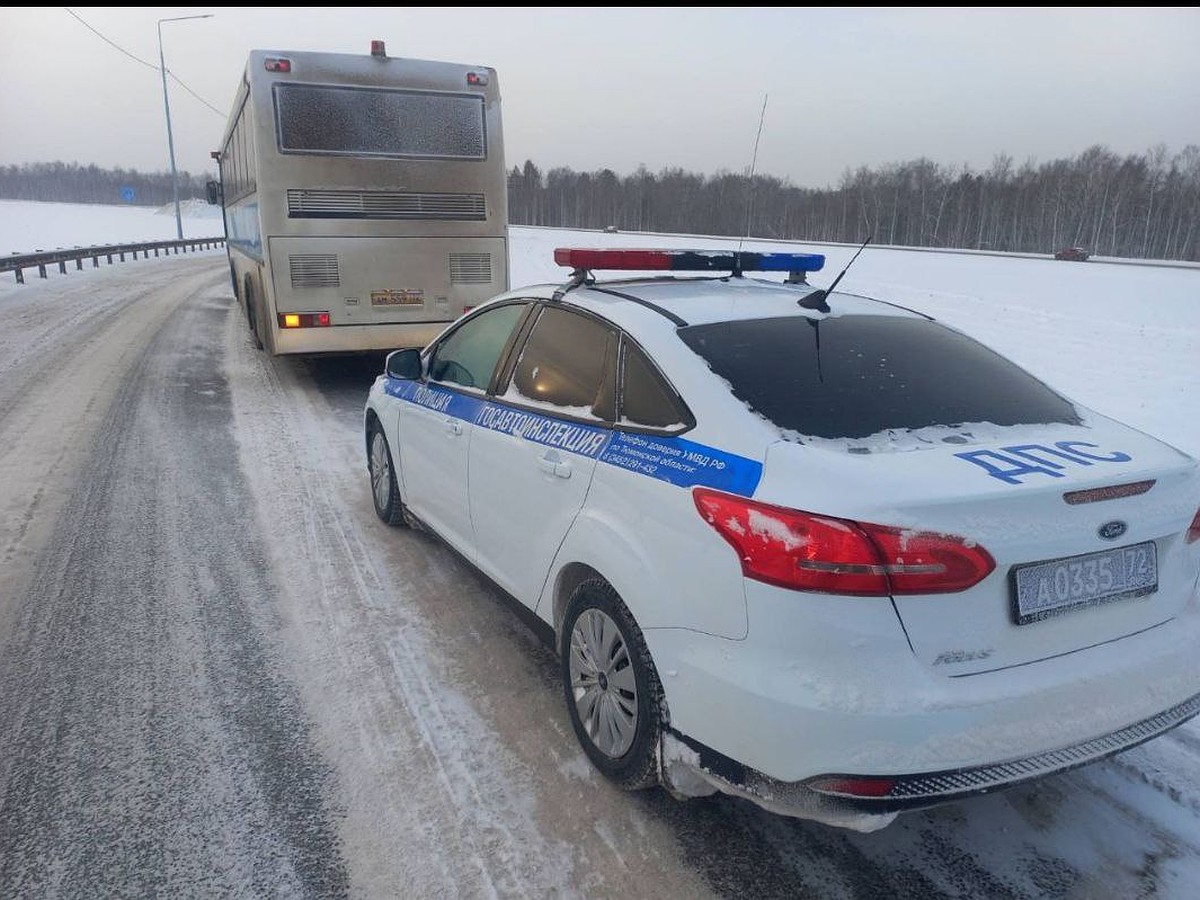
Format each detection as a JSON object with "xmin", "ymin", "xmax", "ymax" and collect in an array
[{"xmin": 363, "ymin": 247, "xmax": 1200, "ymax": 830}]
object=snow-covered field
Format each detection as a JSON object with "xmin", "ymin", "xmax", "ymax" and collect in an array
[{"xmin": 0, "ymin": 198, "xmax": 222, "ymax": 253}]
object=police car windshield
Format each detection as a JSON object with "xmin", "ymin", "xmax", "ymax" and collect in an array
[{"xmin": 678, "ymin": 315, "xmax": 1081, "ymax": 440}]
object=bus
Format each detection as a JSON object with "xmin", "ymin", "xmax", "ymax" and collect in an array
[{"xmin": 210, "ymin": 41, "xmax": 508, "ymax": 355}]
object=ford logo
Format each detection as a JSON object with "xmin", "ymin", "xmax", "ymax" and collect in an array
[{"xmin": 1098, "ymin": 521, "xmax": 1127, "ymax": 541}]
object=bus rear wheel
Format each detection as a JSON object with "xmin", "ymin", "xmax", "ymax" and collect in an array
[{"xmin": 245, "ymin": 278, "xmax": 264, "ymax": 351}]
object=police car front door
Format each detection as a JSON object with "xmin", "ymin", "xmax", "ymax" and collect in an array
[
  {"xmin": 398, "ymin": 303, "xmax": 530, "ymax": 557},
  {"xmin": 469, "ymin": 306, "xmax": 618, "ymax": 607}
]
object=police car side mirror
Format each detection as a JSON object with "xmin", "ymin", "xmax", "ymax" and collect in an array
[{"xmin": 386, "ymin": 347, "xmax": 423, "ymax": 380}]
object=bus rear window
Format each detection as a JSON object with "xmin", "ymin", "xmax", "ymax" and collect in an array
[
  {"xmin": 678, "ymin": 315, "xmax": 1081, "ymax": 440},
  {"xmin": 274, "ymin": 84, "xmax": 486, "ymax": 159}
]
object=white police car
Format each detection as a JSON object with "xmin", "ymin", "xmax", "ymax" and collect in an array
[{"xmin": 363, "ymin": 247, "xmax": 1200, "ymax": 830}]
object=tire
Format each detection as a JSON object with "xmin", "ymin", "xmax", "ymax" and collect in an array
[
  {"xmin": 368, "ymin": 420, "xmax": 406, "ymax": 527},
  {"xmin": 561, "ymin": 578, "xmax": 663, "ymax": 790},
  {"xmin": 245, "ymin": 278, "xmax": 264, "ymax": 351}
]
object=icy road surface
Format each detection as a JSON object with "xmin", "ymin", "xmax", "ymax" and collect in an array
[{"xmin": 0, "ymin": 232, "xmax": 1198, "ymax": 899}]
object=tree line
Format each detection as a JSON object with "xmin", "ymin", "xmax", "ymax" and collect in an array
[
  {"xmin": 4, "ymin": 146, "xmax": 1196, "ymax": 261},
  {"xmin": 0, "ymin": 161, "xmax": 209, "ymax": 207},
  {"xmin": 509, "ymin": 144, "xmax": 1200, "ymax": 262}
]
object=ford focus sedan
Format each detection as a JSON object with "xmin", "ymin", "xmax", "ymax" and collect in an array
[{"xmin": 363, "ymin": 248, "xmax": 1200, "ymax": 831}]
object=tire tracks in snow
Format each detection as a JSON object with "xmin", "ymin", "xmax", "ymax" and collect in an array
[
  {"xmin": 225, "ymin": 319, "xmax": 578, "ymax": 897},
  {"xmin": 0, "ymin": 264, "xmax": 349, "ymax": 897}
]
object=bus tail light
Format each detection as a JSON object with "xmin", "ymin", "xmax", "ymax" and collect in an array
[
  {"xmin": 279, "ymin": 312, "xmax": 331, "ymax": 328},
  {"xmin": 466, "ymin": 71, "xmax": 489, "ymax": 87},
  {"xmin": 693, "ymin": 488, "xmax": 994, "ymax": 595},
  {"xmin": 264, "ymin": 57, "xmax": 292, "ymax": 73}
]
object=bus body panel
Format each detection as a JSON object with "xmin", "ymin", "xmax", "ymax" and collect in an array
[
  {"xmin": 216, "ymin": 47, "xmax": 507, "ymax": 355},
  {"xmin": 267, "ymin": 234, "xmax": 509, "ymax": 324}
]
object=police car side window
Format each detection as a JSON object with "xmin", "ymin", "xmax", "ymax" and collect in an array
[
  {"xmin": 620, "ymin": 341, "xmax": 688, "ymax": 430},
  {"xmin": 507, "ymin": 306, "xmax": 617, "ymax": 420},
  {"xmin": 429, "ymin": 304, "xmax": 528, "ymax": 391}
]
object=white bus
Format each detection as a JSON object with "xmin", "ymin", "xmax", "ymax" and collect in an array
[{"xmin": 211, "ymin": 42, "xmax": 508, "ymax": 355}]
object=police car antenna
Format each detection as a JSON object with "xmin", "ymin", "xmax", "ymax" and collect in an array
[
  {"xmin": 798, "ymin": 235, "xmax": 872, "ymax": 313},
  {"xmin": 736, "ymin": 93, "xmax": 769, "ymax": 258}
]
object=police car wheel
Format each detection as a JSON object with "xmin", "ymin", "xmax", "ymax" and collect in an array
[
  {"xmin": 561, "ymin": 579, "xmax": 663, "ymax": 790},
  {"xmin": 368, "ymin": 422, "xmax": 406, "ymax": 526}
]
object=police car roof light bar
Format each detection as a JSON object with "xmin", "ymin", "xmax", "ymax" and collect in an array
[{"xmin": 553, "ymin": 248, "xmax": 826, "ymax": 276}]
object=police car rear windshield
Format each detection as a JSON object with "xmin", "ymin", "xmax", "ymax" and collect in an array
[{"xmin": 678, "ymin": 315, "xmax": 1081, "ymax": 440}]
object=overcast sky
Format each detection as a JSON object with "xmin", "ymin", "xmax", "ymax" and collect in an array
[{"xmin": 2, "ymin": 7, "xmax": 1198, "ymax": 188}]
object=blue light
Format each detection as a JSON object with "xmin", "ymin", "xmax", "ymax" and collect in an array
[{"xmin": 738, "ymin": 252, "xmax": 826, "ymax": 273}]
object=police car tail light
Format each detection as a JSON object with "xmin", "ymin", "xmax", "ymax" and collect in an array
[
  {"xmin": 693, "ymin": 489, "xmax": 993, "ymax": 596},
  {"xmin": 856, "ymin": 523, "xmax": 995, "ymax": 594},
  {"xmin": 1187, "ymin": 507, "xmax": 1200, "ymax": 544},
  {"xmin": 694, "ymin": 490, "xmax": 889, "ymax": 595}
]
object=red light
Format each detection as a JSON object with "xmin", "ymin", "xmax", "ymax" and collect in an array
[
  {"xmin": 277, "ymin": 312, "xmax": 330, "ymax": 329},
  {"xmin": 371, "ymin": 40, "xmax": 386, "ymax": 57},
  {"xmin": 554, "ymin": 248, "xmax": 674, "ymax": 271},
  {"xmin": 1187, "ymin": 508, "xmax": 1200, "ymax": 544},
  {"xmin": 858, "ymin": 522, "xmax": 995, "ymax": 594},
  {"xmin": 694, "ymin": 489, "xmax": 888, "ymax": 594},
  {"xmin": 807, "ymin": 776, "xmax": 897, "ymax": 798},
  {"xmin": 466, "ymin": 71, "xmax": 489, "ymax": 86},
  {"xmin": 1064, "ymin": 480, "xmax": 1155, "ymax": 505},
  {"xmin": 693, "ymin": 488, "xmax": 994, "ymax": 595},
  {"xmin": 264, "ymin": 57, "xmax": 292, "ymax": 73}
]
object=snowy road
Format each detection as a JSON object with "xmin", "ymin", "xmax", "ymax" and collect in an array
[{"xmin": 0, "ymin": 247, "xmax": 1198, "ymax": 898}]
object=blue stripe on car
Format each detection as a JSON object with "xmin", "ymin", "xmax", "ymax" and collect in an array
[{"xmin": 384, "ymin": 377, "xmax": 762, "ymax": 496}]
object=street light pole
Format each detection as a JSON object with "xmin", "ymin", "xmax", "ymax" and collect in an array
[{"xmin": 158, "ymin": 14, "xmax": 213, "ymax": 241}]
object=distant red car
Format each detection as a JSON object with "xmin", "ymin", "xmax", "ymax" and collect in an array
[{"xmin": 1055, "ymin": 247, "xmax": 1090, "ymax": 262}]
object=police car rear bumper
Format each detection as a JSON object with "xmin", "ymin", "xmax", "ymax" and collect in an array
[
  {"xmin": 664, "ymin": 688, "xmax": 1200, "ymax": 826},
  {"xmin": 646, "ymin": 579, "xmax": 1200, "ymax": 800}
]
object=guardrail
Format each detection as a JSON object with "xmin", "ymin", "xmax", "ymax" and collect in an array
[{"xmin": 2, "ymin": 237, "xmax": 226, "ymax": 284}]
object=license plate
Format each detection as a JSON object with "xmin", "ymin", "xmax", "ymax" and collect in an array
[
  {"xmin": 371, "ymin": 289, "xmax": 424, "ymax": 306},
  {"xmin": 1012, "ymin": 541, "xmax": 1157, "ymax": 624}
]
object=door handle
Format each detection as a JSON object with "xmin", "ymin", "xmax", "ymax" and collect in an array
[
  {"xmin": 537, "ymin": 452, "xmax": 572, "ymax": 479},
  {"xmin": 444, "ymin": 418, "xmax": 463, "ymax": 436}
]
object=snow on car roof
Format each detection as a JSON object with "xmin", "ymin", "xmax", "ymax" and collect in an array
[
  {"xmin": 486, "ymin": 276, "xmax": 926, "ymax": 333},
  {"xmin": 588, "ymin": 277, "xmax": 924, "ymax": 327}
]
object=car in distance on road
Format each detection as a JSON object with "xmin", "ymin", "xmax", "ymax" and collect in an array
[
  {"xmin": 363, "ymin": 247, "xmax": 1200, "ymax": 830},
  {"xmin": 1054, "ymin": 246, "xmax": 1090, "ymax": 262}
]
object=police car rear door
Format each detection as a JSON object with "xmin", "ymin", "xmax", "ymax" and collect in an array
[{"xmin": 468, "ymin": 304, "xmax": 617, "ymax": 606}]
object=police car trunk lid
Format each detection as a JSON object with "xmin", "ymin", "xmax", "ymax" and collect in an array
[{"xmin": 756, "ymin": 418, "xmax": 1200, "ymax": 675}]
